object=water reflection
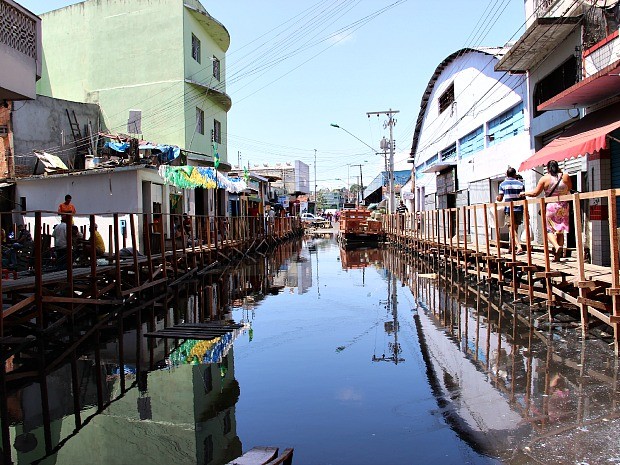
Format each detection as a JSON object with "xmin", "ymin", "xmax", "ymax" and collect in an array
[
  {"xmin": 1, "ymin": 241, "xmax": 302, "ymax": 465},
  {"xmin": 3, "ymin": 237, "xmax": 620, "ymax": 464},
  {"xmin": 388, "ymin": 249, "xmax": 620, "ymax": 464}
]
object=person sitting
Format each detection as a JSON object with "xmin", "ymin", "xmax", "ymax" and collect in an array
[
  {"xmin": 83, "ymin": 224, "xmax": 106, "ymax": 261},
  {"xmin": 8, "ymin": 224, "xmax": 34, "ymax": 269}
]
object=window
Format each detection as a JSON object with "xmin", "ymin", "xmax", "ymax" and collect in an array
[
  {"xmin": 487, "ymin": 103, "xmax": 524, "ymax": 146},
  {"xmin": 458, "ymin": 126, "xmax": 484, "ymax": 158},
  {"xmin": 438, "ymin": 82, "xmax": 455, "ymax": 114},
  {"xmin": 441, "ymin": 144, "xmax": 457, "ymax": 162},
  {"xmin": 191, "ymin": 33, "xmax": 201, "ymax": 63},
  {"xmin": 127, "ymin": 110, "xmax": 142, "ymax": 134},
  {"xmin": 212, "ymin": 56, "xmax": 220, "ymax": 80},
  {"xmin": 533, "ymin": 56, "xmax": 577, "ymax": 116},
  {"xmin": 213, "ymin": 119, "xmax": 221, "ymax": 144},
  {"xmin": 196, "ymin": 107, "xmax": 204, "ymax": 135}
]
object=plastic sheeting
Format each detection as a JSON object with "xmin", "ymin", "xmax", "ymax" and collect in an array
[{"xmin": 158, "ymin": 165, "xmax": 247, "ymax": 193}]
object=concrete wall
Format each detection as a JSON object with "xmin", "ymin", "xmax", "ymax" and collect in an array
[
  {"xmin": 0, "ymin": 0, "xmax": 41, "ymax": 101},
  {"xmin": 183, "ymin": 6, "xmax": 229, "ymax": 160},
  {"xmin": 12, "ymin": 94, "xmax": 101, "ymax": 171},
  {"xmin": 36, "ymin": 0, "xmax": 230, "ymax": 163}
]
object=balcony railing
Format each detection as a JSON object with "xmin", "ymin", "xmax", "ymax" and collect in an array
[{"xmin": 0, "ymin": 0, "xmax": 37, "ymax": 59}]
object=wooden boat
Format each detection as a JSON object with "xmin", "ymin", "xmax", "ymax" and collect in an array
[{"xmin": 338, "ymin": 207, "xmax": 384, "ymax": 246}]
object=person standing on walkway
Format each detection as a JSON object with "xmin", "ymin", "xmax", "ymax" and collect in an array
[
  {"xmin": 52, "ymin": 215, "xmax": 69, "ymax": 269},
  {"xmin": 58, "ymin": 194, "xmax": 76, "ymax": 223},
  {"xmin": 396, "ymin": 200, "xmax": 408, "ymax": 214},
  {"xmin": 521, "ymin": 160, "xmax": 572, "ymax": 261},
  {"xmin": 497, "ymin": 167, "xmax": 525, "ymax": 255}
]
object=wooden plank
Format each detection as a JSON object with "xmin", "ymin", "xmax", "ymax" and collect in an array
[
  {"xmin": 577, "ymin": 296, "xmax": 612, "ymax": 312},
  {"xmin": 2, "ymin": 296, "xmax": 35, "ymax": 318},
  {"xmin": 120, "ymin": 278, "xmax": 167, "ymax": 297},
  {"xmin": 588, "ymin": 307, "xmax": 611, "ymax": 325},
  {"xmin": 41, "ymin": 296, "xmax": 123, "ymax": 306}
]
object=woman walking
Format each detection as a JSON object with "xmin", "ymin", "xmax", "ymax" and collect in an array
[{"xmin": 521, "ymin": 160, "xmax": 572, "ymax": 262}]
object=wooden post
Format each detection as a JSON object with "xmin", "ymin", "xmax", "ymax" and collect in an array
[
  {"xmin": 170, "ymin": 214, "xmax": 179, "ymax": 277},
  {"xmin": 189, "ymin": 214, "xmax": 197, "ymax": 269},
  {"xmin": 539, "ymin": 197, "xmax": 554, "ymax": 319},
  {"xmin": 571, "ymin": 193, "xmax": 589, "ymax": 336},
  {"xmin": 494, "ymin": 204, "xmax": 503, "ymax": 282},
  {"xmin": 144, "ymin": 216, "xmax": 154, "ymax": 283},
  {"xmin": 455, "ymin": 207, "xmax": 461, "ymax": 269},
  {"xmin": 130, "ymin": 214, "xmax": 141, "ymax": 288},
  {"xmin": 473, "ymin": 205, "xmax": 480, "ymax": 282},
  {"xmin": 90, "ymin": 215, "xmax": 98, "ymax": 299},
  {"xmin": 462, "ymin": 205, "xmax": 468, "ymax": 272},
  {"xmin": 159, "ymin": 217, "xmax": 167, "ymax": 279},
  {"xmin": 607, "ymin": 189, "xmax": 620, "ymax": 354},
  {"xmin": 197, "ymin": 219, "xmax": 205, "ymax": 270},
  {"xmin": 483, "ymin": 203, "xmax": 491, "ymax": 281},
  {"xmin": 522, "ymin": 199, "xmax": 534, "ymax": 305},
  {"xmin": 113, "ymin": 213, "xmax": 122, "ymax": 297},
  {"xmin": 35, "ymin": 211, "xmax": 43, "ymax": 328},
  {"xmin": 509, "ymin": 202, "xmax": 517, "ymax": 300}
]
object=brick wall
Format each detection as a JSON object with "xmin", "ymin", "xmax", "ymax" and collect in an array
[{"xmin": 0, "ymin": 105, "xmax": 13, "ymax": 179}]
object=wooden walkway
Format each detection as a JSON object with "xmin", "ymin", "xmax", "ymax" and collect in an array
[
  {"xmin": 0, "ymin": 211, "xmax": 302, "ymax": 339},
  {"xmin": 383, "ymin": 188, "xmax": 620, "ymax": 353}
]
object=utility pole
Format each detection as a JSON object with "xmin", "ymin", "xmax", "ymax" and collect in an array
[
  {"xmin": 368, "ymin": 109, "xmax": 399, "ymax": 213},
  {"xmin": 314, "ymin": 149, "xmax": 317, "ymax": 203},
  {"xmin": 350, "ymin": 164, "xmax": 364, "ymax": 206}
]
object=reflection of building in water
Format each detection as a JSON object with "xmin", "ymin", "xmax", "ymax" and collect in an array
[
  {"xmin": 272, "ymin": 247, "xmax": 313, "ymax": 294},
  {"xmin": 6, "ymin": 335, "xmax": 242, "ymax": 465},
  {"xmin": 385, "ymin": 248, "xmax": 620, "ymax": 461}
]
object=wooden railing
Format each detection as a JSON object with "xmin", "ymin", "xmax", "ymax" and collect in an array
[
  {"xmin": 383, "ymin": 188, "xmax": 620, "ymax": 353},
  {"xmin": 0, "ymin": 210, "xmax": 301, "ymax": 337}
]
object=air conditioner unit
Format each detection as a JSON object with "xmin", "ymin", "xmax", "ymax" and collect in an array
[{"xmin": 0, "ymin": 126, "xmax": 8, "ymax": 137}]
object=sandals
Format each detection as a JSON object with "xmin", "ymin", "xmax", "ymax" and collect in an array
[{"xmin": 553, "ymin": 247, "xmax": 563, "ymax": 262}]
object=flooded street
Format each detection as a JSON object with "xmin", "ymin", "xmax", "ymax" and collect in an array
[{"xmin": 3, "ymin": 235, "xmax": 620, "ymax": 465}]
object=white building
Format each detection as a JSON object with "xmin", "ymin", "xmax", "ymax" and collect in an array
[
  {"xmin": 410, "ymin": 47, "xmax": 529, "ymax": 226},
  {"xmin": 14, "ymin": 165, "xmax": 202, "ymax": 252}
]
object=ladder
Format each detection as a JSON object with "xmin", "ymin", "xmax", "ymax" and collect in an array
[{"xmin": 66, "ymin": 109, "xmax": 89, "ymax": 169}]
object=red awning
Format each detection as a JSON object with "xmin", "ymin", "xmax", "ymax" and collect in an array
[{"xmin": 519, "ymin": 102, "xmax": 620, "ymax": 171}]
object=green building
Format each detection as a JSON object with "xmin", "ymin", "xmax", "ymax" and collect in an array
[{"xmin": 36, "ymin": 0, "xmax": 231, "ymax": 165}]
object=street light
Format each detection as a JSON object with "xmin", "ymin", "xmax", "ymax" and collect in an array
[{"xmin": 330, "ymin": 123, "xmax": 379, "ymax": 153}]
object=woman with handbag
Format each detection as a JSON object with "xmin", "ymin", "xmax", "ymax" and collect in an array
[{"xmin": 521, "ymin": 160, "xmax": 572, "ymax": 262}]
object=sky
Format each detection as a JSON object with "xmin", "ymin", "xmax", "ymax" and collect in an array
[{"xmin": 19, "ymin": 0, "xmax": 525, "ymax": 191}]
